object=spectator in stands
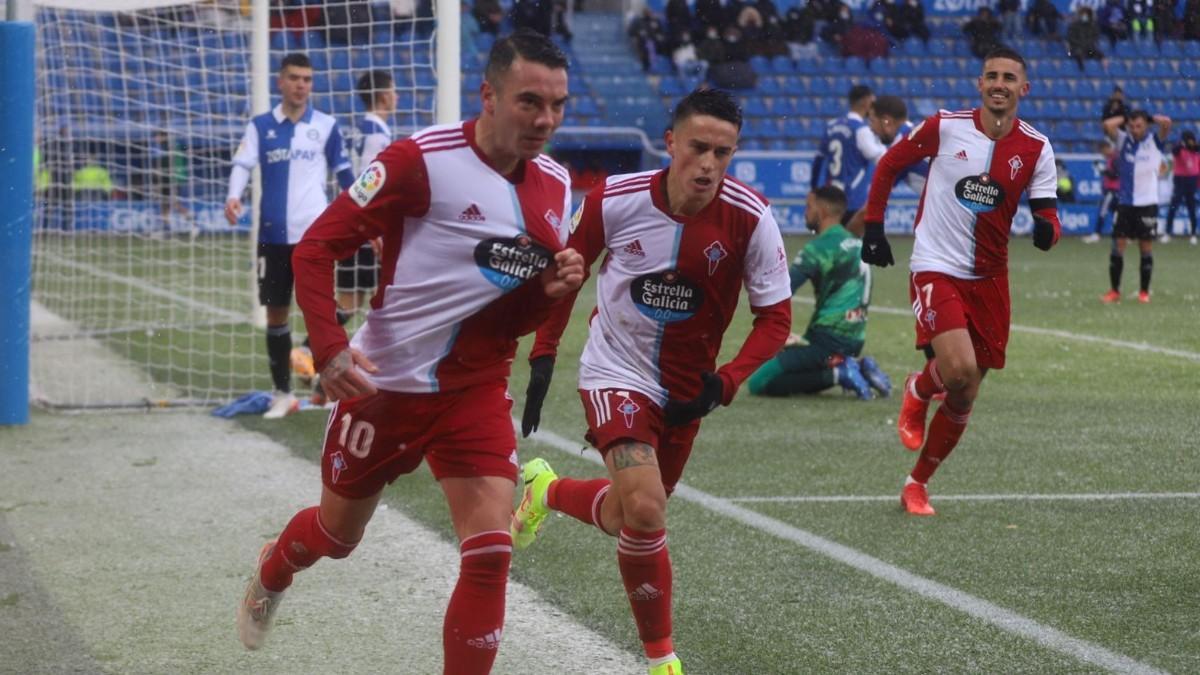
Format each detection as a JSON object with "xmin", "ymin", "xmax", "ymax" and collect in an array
[
  {"xmin": 721, "ymin": 24, "xmax": 751, "ymax": 61},
  {"xmin": 1166, "ymin": 130, "xmax": 1200, "ymax": 244},
  {"xmin": 710, "ymin": 26, "xmax": 758, "ymax": 88},
  {"xmin": 696, "ymin": 25, "xmax": 727, "ymax": 64},
  {"xmin": 461, "ymin": 1, "xmax": 482, "ymax": 57},
  {"xmin": 892, "ymin": 0, "xmax": 931, "ymax": 44},
  {"xmin": 672, "ymin": 31, "xmax": 706, "ymax": 76},
  {"xmin": 1055, "ymin": 159, "xmax": 1076, "ymax": 202},
  {"xmin": 1128, "ymin": 0, "xmax": 1154, "ymax": 40},
  {"xmin": 822, "ymin": 1, "xmax": 854, "ymax": 47},
  {"xmin": 843, "ymin": 18, "xmax": 891, "ymax": 59},
  {"xmin": 783, "ymin": 5, "xmax": 817, "ymax": 48},
  {"xmin": 1067, "ymin": 7, "xmax": 1105, "ymax": 69},
  {"xmin": 472, "ymin": 0, "xmax": 503, "ymax": 34},
  {"xmin": 695, "ymin": 0, "xmax": 733, "ymax": 33},
  {"xmin": 963, "ymin": 7, "xmax": 1004, "ymax": 58},
  {"xmin": 1152, "ymin": 0, "xmax": 1177, "ymax": 41},
  {"xmin": 553, "ymin": 0, "xmax": 574, "ymax": 42},
  {"xmin": 1184, "ymin": 0, "xmax": 1200, "ymax": 39},
  {"xmin": 665, "ymin": 0, "xmax": 694, "ymax": 43},
  {"xmin": 997, "ymin": 0, "xmax": 1022, "ymax": 39},
  {"xmin": 737, "ymin": 3, "xmax": 765, "ymax": 43},
  {"xmin": 628, "ymin": 8, "xmax": 670, "ymax": 71},
  {"xmin": 1026, "ymin": 0, "xmax": 1062, "ymax": 37},
  {"xmin": 760, "ymin": 13, "xmax": 791, "ymax": 56},
  {"xmin": 1102, "ymin": 86, "xmax": 1128, "ymax": 121},
  {"xmin": 512, "ymin": 0, "xmax": 552, "ymax": 36},
  {"xmin": 1099, "ymin": 0, "xmax": 1130, "ymax": 45}
]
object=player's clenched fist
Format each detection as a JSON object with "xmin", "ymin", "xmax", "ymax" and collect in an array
[
  {"xmin": 541, "ymin": 248, "xmax": 585, "ymax": 298},
  {"xmin": 319, "ymin": 347, "xmax": 379, "ymax": 402},
  {"xmin": 224, "ymin": 197, "xmax": 243, "ymax": 225},
  {"xmin": 860, "ymin": 222, "xmax": 895, "ymax": 267}
]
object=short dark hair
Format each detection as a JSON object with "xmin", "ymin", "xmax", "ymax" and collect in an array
[
  {"xmin": 485, "ymin": 29, "xmax": 569, "ymax": 86},
  {"xmin": 280, "ymin": 53, "xmax": 312, "ymax": 72},
  {"xmin": 1128, "ymin": 109, "xmax": 1152, "ymax": 123},
  {"xmin": 671, "ymin": 88, "xmax": 743, "ymax": 130},
  {"xmin": 871, "ymin": 95, "xmax": 907, "ymax": 120},
  {"xmin": 848, "ymin": 84, "xmax": 873, "ymax": 106},
  {"xmin": 812, "ymin": 185, "xmax": 848, "ymax": 217},
  {"xmin": 982, "ymin": 47, "xmax": 1027, "ymax": 73},
  {"xmin": 357, "ymin": 70, "xmax": 394, "ymax": 108}
]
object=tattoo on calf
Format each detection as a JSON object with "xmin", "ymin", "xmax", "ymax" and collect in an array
[{"xmin": 611, "ymin": 442, "xmax": 658, "ymax": 471}]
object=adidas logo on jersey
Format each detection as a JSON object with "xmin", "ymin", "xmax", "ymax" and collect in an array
[
  {"xmin": 954, "ymin": 150, "xmax": 968, "ymax": 161},
  {"xmin": 459, "ymin": 204, "xmax": 485, "ymax": 222},
  {"xmin": 623, "ymin": 239, "xmax": 646, "ymax": 257},
  {"xmin": 629, "ymin": 582, "xmax": 663, "ymax": 601}
]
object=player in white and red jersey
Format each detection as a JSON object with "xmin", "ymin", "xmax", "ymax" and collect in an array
[
  {"xmin": 511, "ymin": 89, "xmax": 792, "ymax": 675},
  {"xmin": 860, "ymin": 47, "xmax": 1062, "ymax": 516},
  {"xmin": 235, "ymin": 32, "xmax": 585, "ymax": 675}
]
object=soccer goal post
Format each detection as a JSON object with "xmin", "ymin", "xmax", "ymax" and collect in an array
[{"xmin": 28, "ymin": 0, "xmax": 459, "ymax": 409}]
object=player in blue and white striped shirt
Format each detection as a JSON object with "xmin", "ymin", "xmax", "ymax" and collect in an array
[{"xmin": 224, "ymin": 53, "xmax": 355, "ymax": 417}]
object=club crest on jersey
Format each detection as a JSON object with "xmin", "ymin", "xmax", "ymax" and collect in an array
[
  {"xmin": 306, "ymin": 128, "xmax": 320, "ymax": 141},
  {"xmin": 954, "ymin": 173, "xmax": 1005, "ymax": 213},
  {"xmin": 617, "ymin": 396, "xmax": 640, "ymax": 428},
  {"xmin": 1008, "ymin": 155, "xmax": 1024, "ymax": 180},
  {"xmin": 474, "ymin": 235, "xmax": 553, "ymax": 291},
  {"xmin": 703, "ymin": 241, "xmax": 728, "ymax": 275},
  {"xmin": 631, "ymin": 270, "xmax": 703, "ymax": 323},
  {"xmin": 349, "ymin": 161, "xmax": 386, "ymax": 207}
]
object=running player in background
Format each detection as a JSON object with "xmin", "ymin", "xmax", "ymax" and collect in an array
[
  {"xmin": 860, "ymin": 47, "xmax": 1061, "ymax": 516},
  {"xmin": 513, "ymin": 88, "xmax": 792, "ymax": 675},
  {"xmin": 812, "ymin": 85, "xmax": 890, "ymax": 230},
  {"xmin": 224, "ymin": 53, "xmax": 356, "ymax": 418},
  {"xmin": 235, "ymin": 32, "xmax": 584, "ymax": 675},
  {"xmin": 1100, "ymin": 109, "xmax": 1171, "ymax": 303},
  {"xmin": 748, "ymin": 185, "xmax": 891, "ymax": 400}
]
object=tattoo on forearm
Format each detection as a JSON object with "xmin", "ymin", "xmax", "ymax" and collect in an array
[
  {"xmin": 611, "ymin": 442, "xmax": 658, "ymax": 471},
  {"xmin": 325, "ymin": 351, "xmax": 352, "ymax": 380}
]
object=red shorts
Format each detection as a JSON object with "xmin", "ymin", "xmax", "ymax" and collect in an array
[
  {"xmin": 909, "ymin": 271, "xmax": 1011, "ymax": 369},
  {"xmin": 320, "ymin": 381, "xmax": 518, "ymax": 499},
  {"xmin": 578, "ymin": 388, "xmax": 701, "ymax": 495}
]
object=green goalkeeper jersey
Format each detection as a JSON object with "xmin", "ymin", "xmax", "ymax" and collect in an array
[{"xmin": 789, "ymin": 224, "xmax": 871, "ymax": 347}]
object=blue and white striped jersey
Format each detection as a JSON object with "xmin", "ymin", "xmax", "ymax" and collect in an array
[
  {"xmin": 1114, "ymin": 128, "xmax": 1165, "ymax": 207},
  {"xmin": 230, "ymin": 104, "xmax": 352, "ymax": 244},
  {"xmin": 814, "ymin": 111, "xmax": 888, "ymax": 211},
  {"xmin": 354, "ymin": 112, "xmax": 392, "ymax": 171}
]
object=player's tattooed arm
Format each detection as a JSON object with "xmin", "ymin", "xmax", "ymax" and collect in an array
[
  {"xmin": 610, "ymin": 442, "xmax": 659, "ymax": 471},
  {"xmin": 319, "ymin": 347, "xmax": 379, "ymax": 401}
]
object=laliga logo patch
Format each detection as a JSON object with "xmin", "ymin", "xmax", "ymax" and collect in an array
[
  {"xmin": 954, "ymin": 173, "xmax": 1005, "ymax": 213},
  {"xmin": 473, "ymin": 234, "xmax": 553, "ymax": 291},
  {"xmin": 630, "ymin": 270, "xmax": 703, "ymax": 323},
  {"xmin": 350, "ymin": 161, "xmax": 386, "ymax": 207},
  {"xmin": 569, "ymin": 199, "xmax": 585, "ymax": 234}
]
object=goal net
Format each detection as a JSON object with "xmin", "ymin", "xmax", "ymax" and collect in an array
[{"xmin": 30, "ymin": 0, "xmax": 450, "ymax": 408}]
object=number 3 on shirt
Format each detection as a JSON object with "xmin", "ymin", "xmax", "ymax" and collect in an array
[{"xmin": 337, "ymin": 413, "xmax": 376, "ymax": 459}]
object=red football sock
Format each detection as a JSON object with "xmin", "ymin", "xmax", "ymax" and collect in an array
[
  {"xmin": 547, "ymin": 478, "xmax": 612, "ymax": 533},
  {"xmin": 617, "ymin": 527, "xmax": 674, "ymax": 659},
  {"xmin": 911, "ymin": 398, "xmax": 972, "ymax": 483},
  {"xmin": 914, "ymin": 358, "xmax": 946, "ymax": 400},
  {"xmin": 259, "ymin": 506, "xmax": 358, "ymax": 593},
  {"xmin": 443, "ymin": 530, "xmax": 512, "ymax": 675}
]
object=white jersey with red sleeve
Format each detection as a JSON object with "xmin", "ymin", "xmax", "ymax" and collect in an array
[
  {"xmin": 539, "ymin": 169, "xmax": 792, "ymax": 406},
  {"xmin": 865, "ymin": 109, "xmax": 1057, "ymax": 279},
  {"xmin": 293, "ymin": 119, "xmax": 572, "ymax": 393}
]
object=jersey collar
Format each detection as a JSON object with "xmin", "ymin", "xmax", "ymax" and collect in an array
[
  {"xmin": 463, "ymin": 118, "xmax": 527, "ymax": 184},
  {"xmin": 272, "ymin": 103, "xmax": 314, "ymax": 125},
  {"xmin": 650, "ymin": 167, "xmax": 721, "ymax": 224}
]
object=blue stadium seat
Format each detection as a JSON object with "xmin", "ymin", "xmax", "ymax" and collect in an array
[
  {"xmin": 352, "ymin": 47, "xmax": 372, "ymax": 69},
  {"xmin": 898, "ymin": 38, "xmax": 926, "ymax": 56},
  {"xmin": 757, "ymin": 76, "xmax": 780, "ymax": 94},
  {"xmin": 750, "ymin": 55, "xmax": 771, "ymax": 74},
  {"xmin": 313, "ymin": 72, "xmax": 331, "ymax": 93},
  {"xmin": 770, "ymin": 56, "xmax": 793, "ymax": 74}
]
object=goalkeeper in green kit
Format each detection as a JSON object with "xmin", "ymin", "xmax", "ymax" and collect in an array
[{"xmin": 749, "ymin": 185, "xmax": 891, "ymax": 400}]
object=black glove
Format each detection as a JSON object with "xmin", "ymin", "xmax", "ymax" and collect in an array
[
  {"xmin": 1032, "ymin": 213, "xmax": 1056, "ymax": 251},
  {"xmin": 521, "ymin": 356, "xmax": 554, "ymax": 437},
  {"xmin": 663, "ymin": 371, "xmax": 724, "ymax": 428},
  {"xmin": 861, "ymin": 222, "xmax": 894, "ymax": 267}
]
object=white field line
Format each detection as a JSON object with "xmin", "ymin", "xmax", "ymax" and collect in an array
[
  {"xmin": 793, "ymin": 296, "xmax": 1200, "ymax": 362},
  {"xmin": 40, "ymin": 252, "xmax": 245, "ymax": 323},
  {"xmin": 521, "ymin": 422, "xmax": 1168, "ymax": 675},
  {"xmin": 729, "ymin": 492, "xmax": 1200, "ymax": 503}
]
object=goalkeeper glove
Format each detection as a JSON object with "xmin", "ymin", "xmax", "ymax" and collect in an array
[
  {"xmin": 663, "ymin": 372, "xmax": 724, "ymax": 428},
  {"xmin": 521, "ymin": 356, "xmax": 555, "ymax": 437},
  {"xmin": 1032, "ymin": 213, "xmax": 1056, "ymax": 251},
  {"xmin": 861, "ymin": 222, "xmax": 894, "ymax": 267}
]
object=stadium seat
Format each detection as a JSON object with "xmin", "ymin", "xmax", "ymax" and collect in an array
[
  {"xmin": 770, "ymin": 56, "xmax": 793, "ymax": 74},
  {"xmin": 329, "ymin": 48, "xmax": 350, "ymax": 71}
]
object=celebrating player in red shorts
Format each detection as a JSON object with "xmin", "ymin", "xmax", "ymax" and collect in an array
[
  {"xmin": 512, "ymin": 89, "xmax": 793, "ymax": 675},
  {"xmin": 859, "ymin": 47, "xmax": 1062, "ymax": 516},
  {"xmin": 234, "ymin": 32, "xmax": 585, "ymax": 675}
]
